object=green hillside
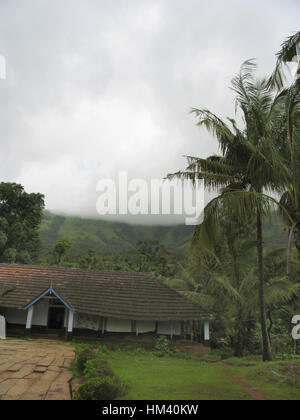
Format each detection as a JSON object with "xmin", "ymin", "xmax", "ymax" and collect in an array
[
  {"xmin": 39, "ymin": 211, "xmax": 195, "ymax": 254},
  {"xmin": 39, "ymin": 211, "xmax": 289, "ymax": 255}
]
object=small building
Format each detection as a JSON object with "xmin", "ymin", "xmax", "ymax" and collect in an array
[{"xmin": 0, "ymin": 264, "xmax": 213, "ymax": 345}]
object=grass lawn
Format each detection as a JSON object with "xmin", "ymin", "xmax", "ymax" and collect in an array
[
  {"xmin": 225, "ymin": 357, "xmax": 300, "ymax": 400},
  {"xmin": 109, "ymin": 352, "xmax": 251, "ymax": 400},
  {"xmin": 72, "ymin": 344, "xmax": 300, "ymax": 400}
]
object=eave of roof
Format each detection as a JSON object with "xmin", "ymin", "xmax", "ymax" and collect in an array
[{"xmin": 23, "ymin": 287, "xmax": 74, "ymax": 312}]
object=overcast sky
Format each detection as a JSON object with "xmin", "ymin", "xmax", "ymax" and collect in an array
[{"xmin": 0, "ymin": 0, "xmax": 299, "ymax": 224}]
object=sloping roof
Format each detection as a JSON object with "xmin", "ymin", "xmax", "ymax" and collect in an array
[
  {"xmin": 0, "ymin": 264, "xmax": 212, "ymax": 322},
  {"xmin": 0, "ymin": 286, "xmax": 15, "ymax": 298}
]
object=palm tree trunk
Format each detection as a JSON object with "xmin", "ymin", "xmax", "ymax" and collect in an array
[
  {"xmin": 294, "ymin": 222, "xmax": 300, "ymax": 261},
  {"xmin": 287, "ymin": 222, "xmax": 297, "ymax": 275},
  {"xmin": 267, "ymin": 310, "xmax": 273, "ymax": 343},
  {"xmin": 234, "ymin": 307, "xmax": 244, "ymax": 358},
  {"xmin": 256, "ymin": 210, "xmax": 273, "ymax": 362}
]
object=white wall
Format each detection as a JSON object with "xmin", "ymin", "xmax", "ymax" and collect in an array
[
  {"xmin": 136, "ymin": 321, "xmax": 156, "ymax": 333},
  {"xmin": 32, "ymin": 300, "xmax": 49, "ymax": 326},
  {"xmin": 74, "ymin": 313, "xmax": 102, "ymax": 331},
  {"xmin": 0, "ymin": 301, "xmax": 49, "ymax": 327},
  {"xmin": 0, "ymin": 307, "xmax": 27, "ymax": 325},
  {"xmin": 157, "ymin": 321, "xmax": 182, "ymax": 336},
  {"xmin": 74, "ymin": 314, "xmax": 156, "ymax": 334},
  {"xmin": 0, "ymin": 305, "xmax": 183, "ymax": 336},
  {"xmin": 107, "ymin": 318, "xmax": 132, "ymax": 333}
]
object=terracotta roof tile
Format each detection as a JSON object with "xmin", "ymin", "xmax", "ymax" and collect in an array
[{"xmin": 0, "ymin": 264, "xmax": 212, "ymax": 321}]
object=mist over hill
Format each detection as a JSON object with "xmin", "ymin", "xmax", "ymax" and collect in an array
[
  {"xmin": 40, "ymin": 211, "xmax": 195, "ymax": 254},
  {"xmin": 39, "ymin": 211, "xmax": 289, "ymax": 255}
]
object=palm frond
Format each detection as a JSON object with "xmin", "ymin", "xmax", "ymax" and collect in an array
[
  {"xmin": 265, "ymin": 277, "xmax": 300, "ymax": 308},
  {"xmin": 269, "ymin": 32, "xmax": 300, "ymax": 90}
]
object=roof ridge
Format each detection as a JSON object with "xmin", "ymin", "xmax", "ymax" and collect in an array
[{"xmin": 0, "ymin": 263, "xmax": 156, "ymax": 277}]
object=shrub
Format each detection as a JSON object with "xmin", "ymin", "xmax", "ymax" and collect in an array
[
  {"xmin": 154, "ymin": 336, "xmax": 172, "ymax": 357},
  {"xmin": 84, "ymin": 357, "xmax": 115, "ymax": 380},
  {"xmin": 275, "ymin": 353, "xmax": 300, "ymax": 361},
  {"xmin": 75, "ymin": 346, "xmax": 96, "ymax": 374},
  {"xmin": 73, "ymin": 346, "xmax": 129, "ymax": 400},
  {"xmin": 73, "ymin": 376, "xmax": 127, "ymax": 401}
]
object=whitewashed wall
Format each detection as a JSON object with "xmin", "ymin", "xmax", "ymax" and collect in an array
[
  {"xmin": 73, "ymin": 315, "xmax": 182, "ymax": 335},
  {"xmin": 0, "ymin": 302, "xmax": 50, "ymax": 327},
  {"xmin": 157, "ymin": 321, "xmax": 182, "ymax": 336},
  {"xmin": 74, "ymin": 313, "xmax": 102, "ymax": 331},
  {"xmin": 32, "ymin": 300, "xmax": 49, "ymax": 326},
  {"xmin": 0, "ymin": 307, "xmax": 27, "ymax": 325},
  {"xmin": 107, "ymin": 318, "xmax": 132, "ymax": 333},
  {"xmin": 73, "ymin": 314, "xmax": 157, "ymax": 334},
  {"xmin": 0, "ymin": 305, "xmax": 184, "ymax": 336},
  {"xmin": 136, "ymin": 321, "xmax": 156, "ymax": 333}
]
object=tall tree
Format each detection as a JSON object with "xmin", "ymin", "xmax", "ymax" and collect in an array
[
  {"xmin": 267, "ymin": 35, "xmax": 300, "ymax": 266},
  {"xmin": 168, "ymin": 61, "xmax": 285, "ymax": 361},
  {"xmin": 275, "ymin": 87, "xmax": 300, "ymax": 265},
  {"xmin": 0, "ymin": 183, "xmax": 44, "ymax": 264},
  {"xmin": 52, "ymin": 238, "xmax": 73, "ymax": 265}
]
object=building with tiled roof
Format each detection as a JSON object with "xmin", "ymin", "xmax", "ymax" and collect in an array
[{"xmin": 0, "ymin": 264, "xmax": 213, "ymax": 344}]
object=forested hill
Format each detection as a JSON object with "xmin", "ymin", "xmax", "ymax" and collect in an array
[
  {"xmin": 39, "ymin": 211, "xmax": 289, "ymax": 255},
  {"xmin": 39, "ymin": 211, "xmax": 194, "ymax": 254}
]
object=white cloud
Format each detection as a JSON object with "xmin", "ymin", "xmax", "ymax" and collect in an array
[{"xmin": 0, "ymin": 0, "xmax": 299, "ymax": 223}]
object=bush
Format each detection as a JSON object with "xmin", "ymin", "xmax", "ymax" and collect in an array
[
  {"xmin": 84, "ymin": 357, "xmax": 115, "ymax": 379},
  {"xmin": 75, "ymin": 347, "xmax": 96, "ymax": 374},
  {"xmin": 73, "ymin": 345, "xmax": 129, "ymax": 400},
  {"xmin": 73, "ymin": 376, "xmax": 127, "ymax": 401},
  {"xmin": 275, "ymin": 353, "xmax": 300, "ymax": 361},
  {"xmin": 154, "ymin": 336, "xmax": 172, "ymax": 357}
]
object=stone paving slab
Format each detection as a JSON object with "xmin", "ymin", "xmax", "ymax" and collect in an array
[{"xmin": 0, "ymin": 339, "xmax": 75, "ymax": 400}]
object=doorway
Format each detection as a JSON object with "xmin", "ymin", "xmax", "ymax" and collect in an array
[{"xmin": 48, "ymin": 307, "xmax": 65, "ymax": 330}]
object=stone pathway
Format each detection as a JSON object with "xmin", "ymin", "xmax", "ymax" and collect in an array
[{"xmin": 0, "ymin": 339, "xmax": 74, "ymax": 400}]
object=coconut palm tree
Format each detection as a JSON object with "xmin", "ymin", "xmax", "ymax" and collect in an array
[
  {"xmin": 167, "ymin": 221, "xmax": 299, "ymax": 357},
  {"xmin": 167, "ymin": 61, "xmax": 287, "ymax": 361},
  {"xmin": 269, "ymin": 31, "xmax": 300, "ymax": 91},
  {"xmin": 273, "ymin": 88, "xmax": 300, "ymax": 267}
]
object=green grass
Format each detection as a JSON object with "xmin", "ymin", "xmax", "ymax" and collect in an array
[
  {"xmin": 105, "ymin": 351, "xmax": 252, "ymax": 400},
  {"xmin": 225, "ymin": 357, "xmax": 300, "ymax": 400},
  {"xmin": 73, "ymin": 345, "xmax": 300, "ymax": 400},
  {"xmin": 115, "ymin": 357, "xmax": 251, "ymax": 400}
]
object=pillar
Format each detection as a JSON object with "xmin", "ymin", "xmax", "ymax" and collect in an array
[
  {"xmin": 204, "ymin": 321, "xmax": 210, "ymax": 347},
  {"xmin": 25, "ymin": 306, "xmax": 34, "ymax": 335},
  {"xmin": 67, "ymin": 310, "xmax": 74, "ymax": 341}
]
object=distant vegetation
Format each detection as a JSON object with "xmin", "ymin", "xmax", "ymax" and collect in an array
[
  {"xmin": 39, "ymin": 210, "xmax": 194, "ymax": 254},
  {"xmin": 39, "ymin": 210, "xmax": 288, "ymax": 256},
  {"xmin": 37, "ymin": 210, "xmax": 290, "ymax": 282}
]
